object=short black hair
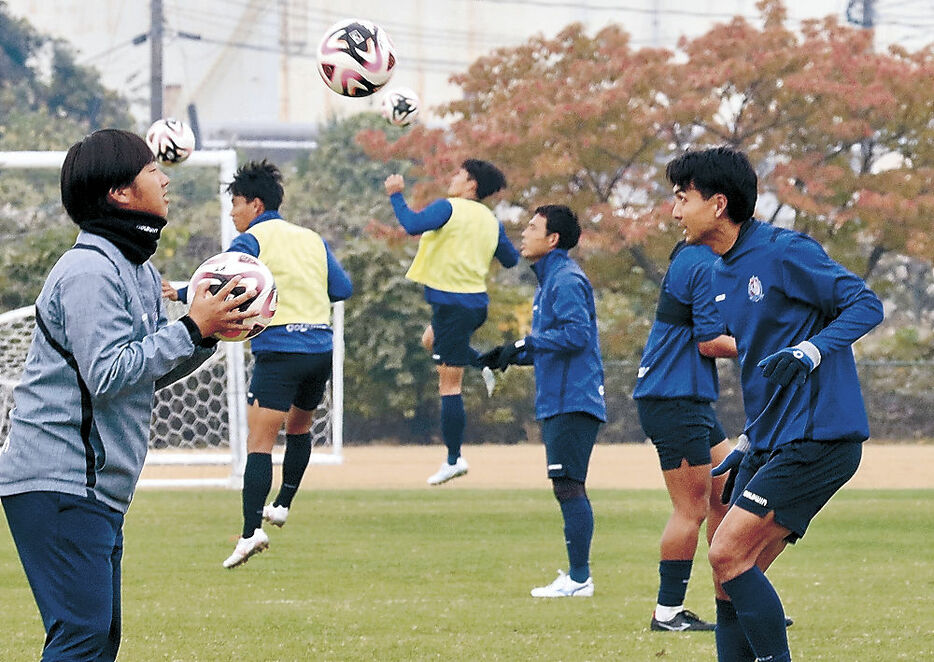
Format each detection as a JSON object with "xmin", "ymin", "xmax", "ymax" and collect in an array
[
  {"xmin": 60, "ymin": 129, "xmax": 155, "ymax": 223},
  {"xmin": 665, "ymin": 146, "xmax": 758, "ymax": 224},
  {"xmin": 534, "ymin": 204, "xmax": 581, "ymax": 250},
  {"xmin": 462, "ymin": 159, "xmax": 506, "ymax": 200},
  {"xmin": 227, "ymin": 159, "xmax": 284, "ymax": 211}
]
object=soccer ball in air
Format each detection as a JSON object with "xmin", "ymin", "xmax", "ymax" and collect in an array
[
  {"xmin": 188, "ymin": 252, "xmax": 277, "ymax": 342},
  {"xmin": 381, "ymin": 87, "xmax": 420, "ymax": 126},
  {"xmin": 316, "ymin": 18, "xmax": 396, "ymax": 97},
  {"xmin": 146, "ymin": 118, "xmax": 196, "ymax": 166}
]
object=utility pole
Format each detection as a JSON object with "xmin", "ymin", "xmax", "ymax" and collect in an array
[
  {"xmin": 279, "ymin": 0, "xmax": 290, "ymax": 121},
  {"xmin": 150, "ymin": 0, "xmax": 164, "ymax": 123},
  {"xmin": 846, "ymin": 0, "xmax": 875, "ymax": 30},
  {"xmin": 846, "ymin": 0, "xmax": 876, "ymax": 173}
]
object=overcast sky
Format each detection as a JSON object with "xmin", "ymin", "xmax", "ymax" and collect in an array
[{"xmin": 5, "ymin": 0, "xmax": 929, "ymax": 128}]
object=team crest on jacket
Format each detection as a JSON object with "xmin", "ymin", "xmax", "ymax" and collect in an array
[{"xmin": 747, "ymin": 275, "xmax": 764, "ymax": 302}]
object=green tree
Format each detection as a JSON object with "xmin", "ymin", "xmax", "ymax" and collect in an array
[
  {"xmin": 360, "ymin": 0, "xmax": 934, "ymax": 357},
  {"xmin": 0, "ymin": 2, "xmax": 138, "ymax": 311},
  {"xmin": 284, "ymin": 112, "xmax": 411, "ymax": 241}
]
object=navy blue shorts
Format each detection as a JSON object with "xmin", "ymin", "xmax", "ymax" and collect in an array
[
  {"xmin": 430, "ymin": 303, "xmax": 487, "ymax": 367},
  {"xmin": 541, "ymin": 412, "xmax": 602, "ymax": 482},
  {"xmin": 248, "ymin": 351, "xmax": 332, "ymax": 412},
  {"xmin": 2, "ymin": 491, "xmax": 124, "ymax": 661},
  {"xmin": 730, "ymin": 440, "xmax": 862, "ymax": 543},
  {"xmin": 636, "ymin": 398, "xmax": 727, "ymax": 471}
]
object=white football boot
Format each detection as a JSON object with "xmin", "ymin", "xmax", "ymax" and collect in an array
[
  {"xmin": 530, "ymin": 570, "xmax": 594, "ymax": 598},
  {"xmin": 426, "ymin": 457, "xmax": 469, "ymax": 485},
  {"xmin": 262, "ymin": 503, "xmax": 289, "ymax": 527},
  {"xmin": 222, "ymin": 528, "xmax": 269, "ymax": 569}
]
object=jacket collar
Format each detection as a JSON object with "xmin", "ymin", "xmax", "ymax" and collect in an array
[
  {"xmin": 247, "ymin": 210, "xmax": 283, "ymax": 229},
  {"xmin": 721, "ymin": 218, "xmax": 758, "ymax": 262},
  {"xmin": 530, "ymin": 248, "xmax": 569, "ymax": 283}
]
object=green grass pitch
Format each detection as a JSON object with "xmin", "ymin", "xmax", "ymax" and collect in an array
[{"xmin": 1, "ymin": 489, "xmax": 932, "ymax": 660}]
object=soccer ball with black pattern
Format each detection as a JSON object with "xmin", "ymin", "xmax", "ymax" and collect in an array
[
  {"xmin": 188, "ymin": 252, "xmax": 278, "ymax": 342},
  {"xmin": 316, "ymin": 18, "xmax": 396, "ymax": 97},
  {"xmin": 381, "ymin": 87, "xmax": 420, "ymax": 126},
  {"xmin": 145, "ymin": 118, "xmax": 195, "ymax": 166}
]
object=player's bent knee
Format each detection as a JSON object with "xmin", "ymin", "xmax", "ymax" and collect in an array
[
  {"xmin": 552, "ymin": 476, "xmax": 586, "ymax": 502},
  {"xmin": 707, "ymin": 540, "xmax": 731, "ymax": 574},
  {"xmin": 673, "ymin": 506, "xmax": 707, "ymax": 529}
]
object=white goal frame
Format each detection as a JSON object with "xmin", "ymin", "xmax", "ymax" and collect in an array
[{"xmin": 0, "ymin": 150, "xmax": 344, "ymax": 488}]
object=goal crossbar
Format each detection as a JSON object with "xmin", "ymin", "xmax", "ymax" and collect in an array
[{"xmin": 0, "ymin": 150, "xmax": 344, "ymax": 488}]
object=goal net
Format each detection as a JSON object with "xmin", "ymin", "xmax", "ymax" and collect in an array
[{"xmin": 0, "ymin": 150, "xmax": 344, "ymax": 488}]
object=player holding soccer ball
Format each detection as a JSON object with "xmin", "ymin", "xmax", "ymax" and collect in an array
[
  {"xmin": 163, "ymin": 160, "xmax": 352, "ymax": 568},
  {"xmin": 480, "ymin": 205, "xmax": 606, "ymax": 598},
  {"xmin": 0, "ymin": 129, "xmax": 254, "ymax": 661},
  {"xmin": 384, "ymin": 160, "xmax": 519, "ymax": 486},
  {"xmin": 666, "ymin": 147, "xmax": 883, "ymax": 661},
  {"xmin": 632, "ymin": 239, "xmax": 737, "ymax": 632}
]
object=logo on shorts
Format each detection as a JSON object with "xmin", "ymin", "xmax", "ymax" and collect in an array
[
  {"xmin": 742, "ymin": 489, "xmax": 768, "ymax": 507},
  {"xmin": 748, "ymin": 276, "xmax": 764, "ymax": 302},
  {"xmin": 548, "ymin": 463, "xmax": 563, "ymax": 471},
  {"xmin": 637, "ymin": 366, "xmax": 649, "ymax": 378}
]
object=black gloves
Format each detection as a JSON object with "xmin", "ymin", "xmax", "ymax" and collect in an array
[{"xmin": 478, "ymin": 338, "xmax": 528, "ymax": 371}]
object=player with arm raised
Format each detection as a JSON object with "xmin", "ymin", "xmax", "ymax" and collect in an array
[
  {"xmin": 633, "ymin": 239, "xmax": 737, "ymax": 632},
  {"xmin": 667, "ymin": 146, "xmax": 884, "ymax": 661},
  {"xmin": 165, "ymin": 160, "xmax": 352, "ymax": 568},
  {"xmin": 481, "ymin": 205, "xmax": 606, "ymax": 598},
  {"xmin": 384, "ymin": 159, "xmax": 519, "ymax": 486},
  {"xmin": 0, "ymin": 129, "xmax": 253, "ymax": 661}
]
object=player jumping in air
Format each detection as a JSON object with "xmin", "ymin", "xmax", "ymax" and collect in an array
[
  {"xmin": 633, "ymin": 239, "xmax": 737, "ymax": 631},
  {"xmin": 667, "ymin": 146, "xmax": 883, "ymax": 661},
  {"xmin": 482, "ymin": 205, "xmax": 606, "ymax": 598},
  {"xmin": 164, "ymin": 160, "xmax": 352, "ymax": 568},
  {"xmin": 384, "ymin": 160, "xmax": 519, "ymax": 486}
]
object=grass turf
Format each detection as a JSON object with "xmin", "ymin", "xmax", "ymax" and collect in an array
[{"xmin": 1, "ymin": 489, "xmax": 932, "ymax": 661}]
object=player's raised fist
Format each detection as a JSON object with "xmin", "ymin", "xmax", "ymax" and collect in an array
[{"xmin": 384, "ymin": 173, "xmax": 405, "ymax": 195}]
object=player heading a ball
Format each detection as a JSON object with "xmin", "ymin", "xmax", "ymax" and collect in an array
[{"xmin": 146, "ymin": 118, "xmax": 196, "ymax": 166}]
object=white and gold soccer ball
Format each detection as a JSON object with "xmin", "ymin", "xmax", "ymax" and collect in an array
[
  {"xmin": 316, "ymin": 18, "xmax": 396, "ymax": 97},
  {"xmin": 145, "ymin": 118, "xmax": 196, "ymax": 166},
  {"xmin": 188, "ymin": 252, "xmax": 278, "ymax": 342}
]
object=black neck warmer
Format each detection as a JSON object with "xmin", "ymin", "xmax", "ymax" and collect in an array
[{"xmin": 78, "ymin": 208, "xmax": 167, "ymax": 264}]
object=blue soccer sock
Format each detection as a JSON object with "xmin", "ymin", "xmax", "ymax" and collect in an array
[
  {"xmin": 275, "ymin": 432, "xmax": 312, "ymax": 508},
  {"xmin": 242, "ymin": 452, "xmax": 272, "ymax": 538},
  {"xmin": 716, "ymin": 599, "xmax": 756, "ymax": 662},
  {"xmin": 440, "ymin": 394, "xmax": 465, "ymax": 465},
  {"xmin": 560, "ymin": 496, "xmax": 594, "ymax": 583},
  {"xmin": 657, "ymin": 559, "xmax": 693, "ymax": 607},
  {"xmin": 722, "ymin": 567, "xmax": 791, "ymax": 662}
]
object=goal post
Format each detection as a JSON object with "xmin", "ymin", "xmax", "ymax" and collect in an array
[{"xmin": 0, "ymin": 149, "xmax": 344, "ymax": 488}]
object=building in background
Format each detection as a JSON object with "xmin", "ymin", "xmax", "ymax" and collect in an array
[{"xmin": 8, "ymin": 0, "xmax": 924, "ymax": 143}]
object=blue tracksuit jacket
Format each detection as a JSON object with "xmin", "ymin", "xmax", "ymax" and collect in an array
[
  {"xmin": 633, "ymin": 241, "xmax": 725, "ymax": 402},
  {"xmin": 517, "ymin": 249, "xmax": 606, "ymax": 422},
  {"xmin": 711, "ymin": 220, "xmax": 884, "ymax": 452}
]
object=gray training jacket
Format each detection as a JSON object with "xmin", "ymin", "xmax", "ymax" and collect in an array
[{"xmin": 0, "ymin": 231, "xmax": 214, "ymax": 513}]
